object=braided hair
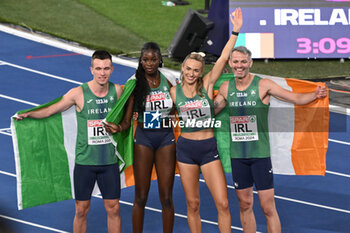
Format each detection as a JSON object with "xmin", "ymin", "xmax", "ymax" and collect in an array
[{"xmin": 134, "ymin": 42, "xmax": 163, "ymax": 115}]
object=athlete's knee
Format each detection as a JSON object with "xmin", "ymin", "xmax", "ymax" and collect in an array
[
  {"xmin": 105, "ymin": 200, "xmax": 121, "ymax": 217},
  {"xmin": 260, "ymin": 202, "xmax": 277, "ymax": 218},
  {"xmin": 238, "ymin": 196, "xmax": 253, "ymax": 212},
  {"xmin": 186, "ymin": 197, "xmax": 200, "ymax": 214},
  {"xmin": 160, "ymin": 195, "xmax": 174, "ymax": 209},
  {"xmin": 134, "ymin": 193, "xmax": 149, "ymax": 208},
  {"xmin": 75, "ymin": 203, "xmax": 90, "ymax": 219},
  {"xmin": 216, "ymin": 198, "xmax": 230, "ymax": 213},
  {"xmin": 259, "ymin": 191, "xmax": 277, "ymax": 217}
]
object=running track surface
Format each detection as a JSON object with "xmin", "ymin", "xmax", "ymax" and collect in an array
[{"xmin": 0, "ymin": 26, "xmax": 349, "ymax": 233}]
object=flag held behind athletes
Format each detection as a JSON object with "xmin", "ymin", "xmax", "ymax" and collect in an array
[
  {"xmin": 11, "ymin": 97, "xmax": 75, "ymax": 210},
  {"xmin": 11, "ymin": 72, "xmax": 327, "ymax": 210},
  {"xmin": 11, "ymin": 81, "xmax": 134, "ymax": 210},
  {"xmin": 213, "ymin": 73, "xmax": 329, "ymax": 175},
  {"xmin": 11, "ymin": 69, "xmax": 177, "ymax": 210}
]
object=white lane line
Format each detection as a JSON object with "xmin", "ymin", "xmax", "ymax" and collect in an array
[
  {"xmin": 329, "ymin": 104, "xmax": 350, "ymax": 116},
  {"xmin": 273, "ymin": 195, "xmax": 350, "ymax": 214},
  {"xmin": 0, "ymin": 128, "xmax": 11, "ymax": 136},
  {"xmin": 2, "ymin": 172, "xmax": 243, "ymax": 232},
  {"xmin": 248, "ymin": 190, "xmax": 350, "ymax": 214},
  {"xmin": 0, "ymin": 214, "xmax": 69, "ymax": 233},
  {"xmin": 0, "ymin": 94, "xmax": 39, "ymax": 106},
  {"xmin": 326, "ymin": 170, "xmax": 350, "ymax": 178},
  {"xmin": 180, "ymin": 175, "xmax": 350, "ymax": 214},
  {"xmin": 95, "ymin": 195, "xmax": 247, "ymax": 232},
  {"xmin": 1, "ymin": 169, "xmax": 349, "ymax": 232},
  {"xmin": 0, "ymin": 131, "xmax": 11, "ymax": 136},
  {"xmin": 0, "ymin": 60, "xmax": 82, "ymax": 85},
  {"xmin": 329, "ymin": 138, "xmax": 350, "ymax": 146},
  {"xmin": 0, "ymin": 24, "xmax": 139, "ymax": 69},
  {"xmin": 1, "ymin": 130, "xmax": 349, "ymax": 217},
  {"xmin": 0, "ymin": 170, "xmax": 16, "ymax": 177}
]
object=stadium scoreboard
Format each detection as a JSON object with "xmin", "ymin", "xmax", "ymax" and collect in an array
[{"xmin": 230, "ymin": 0, "xmax": 350, "ymax": 58}]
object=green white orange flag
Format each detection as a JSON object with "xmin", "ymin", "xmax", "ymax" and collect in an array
[
  {"xmin": 12, "ymin": 98, "xmax": 78, "ymax": 210},
  {"xmin": 11, "ymin": 71, "xmax": 328, "ymax": 210},
  {"xmin": 214, "ymin": 73, "xmax": 329, "ymax": 175},
  {"xmin": 104, "ymin": 78, "xmax": 135, "ymax": 187},
  {"xmin": 11, "ymin": 80, "xmax": 134, "ymax": 210},
  {"xmin": 11, "ymin": 70, "xmax": 177, "ymax": 210}
]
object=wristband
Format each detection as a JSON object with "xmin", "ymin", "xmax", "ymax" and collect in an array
[{"xmin": 231, "ymin": 31, "xmax": 239, "ymax": 36}]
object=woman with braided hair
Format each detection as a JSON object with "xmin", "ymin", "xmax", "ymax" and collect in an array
[{"xmin": 104, "ymin": 42, "xmax": 177, "ymax": 233}]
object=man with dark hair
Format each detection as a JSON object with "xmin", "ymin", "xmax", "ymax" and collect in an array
[
  {"xmin": 214, "ymin": 46, "xmax": 327, "ymax": 233},
  {"xmin": 17, "ymin": 50, "xmax": 123, "ymax": 233}
]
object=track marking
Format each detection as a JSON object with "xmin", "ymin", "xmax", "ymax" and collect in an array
[
  {"xmin": 3, "ymin": 169, "xmax": 350, "ymax": 215},
  {"xmin": 0, "ymin": 60, "xmax": 82, "ymax": 85},
  {"xmin": 0, "ymin": 170, "xmax": 16, "ymax": 177},
  {"xmin": 175, "ymin": 175, "xmax": 350, "ymax": 214},
  {"xmin": 0, "ymin": 24, "xmax": 139, "ymax": 68},
  {"xmin": 0, "ymin": 128, "xmax": 11, "ymax": 136},
  {"xmin": 326, "ymin": 170, "xmax": 350, "ymax": 178},
  {"xmin": 329, "ymin": 138, "xmax": 350, "ymax": 146},
  {"xmin": 244, "ymin": 186, "xmax": 350, "ymax": 214},
  {"xmin": 1, "ymin": 169, "xmax": 349, "ymax": 233},
  {"xmin": 329, "ymin": 104, "xmax": 350, "ymax": 115},
  {"xmin": 93, "ymin": 195, "xmax": 247, "ymax": 232},
  {"xmin": 26, "ymin": 53, "xmax": 80, "ymax": 59},
  {"xmin": 0, "ymin": 24, "xmax": 186, "ymax": 78},
  {"xmin": 329, "ymin": 88, "xmax": 350, "ymax": 94},
  {"xmin": 0, "ymin": 214, "xmax": 69, "ymax": 233},
  {"xmin": 273, "ymin": 194, "xmax": 350, "ymax": 214},
  {"xmin": 0, "ymin": 22, "xmax": 348, "ymax": 232},
  {"xmin": 0, "ymin": 94, "xmax": 38, "ymax": 106}
]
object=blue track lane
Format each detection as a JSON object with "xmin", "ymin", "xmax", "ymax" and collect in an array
[{"xmin": 0, "ymin": 29, "xmax": 349, "ymax": 233}]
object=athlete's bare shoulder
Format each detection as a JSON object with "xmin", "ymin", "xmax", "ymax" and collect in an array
[{"xmin": 114, "ymin": 83, "xmax": 123, "ymax": 99}]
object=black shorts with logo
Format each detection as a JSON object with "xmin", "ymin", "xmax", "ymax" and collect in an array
[
  {"xmin": 176, "ymin": 136, "xmax": 220, "ymax": 166},
  {"xmin": 74, "ymin": 163, "xmax": 121, "ymax": 200},
  {"xmin": 230, "ymin": 157, "xmax": 273, "ymax": 191},
  {"xmin": 134, "ymin": 126, "xmax": 175, "ymax": 150}
]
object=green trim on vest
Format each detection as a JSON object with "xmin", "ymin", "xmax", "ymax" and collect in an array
[
  {"xmin": 228, "ymin": 76, "xmax": 270, "ymax": 159},
  {"xmin": 75, "ymin": 82, "xmax": 118, "ymax": 165},
  {"xmin": 175, "ymin": 84, "xmax": 214, "ymax": 133}
]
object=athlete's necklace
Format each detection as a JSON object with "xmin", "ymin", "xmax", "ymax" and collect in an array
[
  {"xmin": 147, "ymin": 78, "xmax": 156, "ymax": 85},
  {"xmin": 146, "ymin": 75, "xmax": 159, "ymax": 86}
]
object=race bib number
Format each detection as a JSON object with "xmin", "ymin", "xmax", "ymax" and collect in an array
[
  {"xmin": 87, "ymin": 120, "xmax": 111, "ymax": 145},
  {"xmin": 180, "ymin": 99, "xmax": 211, "ymax": 122},
  {"xmin": 230, "ymin": 115, "xmax": 258, "ymax": 142},
  {"xmin": 145, "ymin": 91, "xmax": 172, "ymax": 118}
]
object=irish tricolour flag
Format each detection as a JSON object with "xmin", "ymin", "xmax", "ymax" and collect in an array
[
  {"xmin": 236, "ymin": 33, "xmax": 274, "ymax": 58},
  {"xmin": 214, "ymin": 73, "xmax": 329, "ymax": 175},
  {"xmin": 11, "ymin": 79, "xmax": 135, "ymax": 210},
  {"xmin": 11, "ymin": 69, "xmax": 178, "ymax": 210},
  {"xmin": 11, "ymin": 73, "xmax": 327, "ymax": 210}
]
